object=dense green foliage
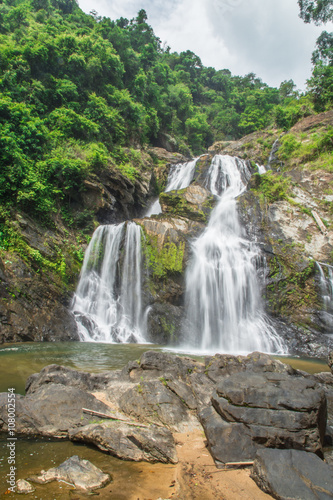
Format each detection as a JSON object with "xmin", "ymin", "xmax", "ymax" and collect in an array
[
  {"xmin": 0, "ymin": 0, "xmax": 331, "ymax": 224},
  {"xmin": 0, "ymin": 0, "xmax": 290, "ymax": 220}
]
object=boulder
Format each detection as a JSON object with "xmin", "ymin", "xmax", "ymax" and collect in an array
[
  {"xmin": 204, "ymin": 351, "xmax": 295, "ymax": 383},
  {"xmin": 118, "ymin": 379, "xmax": 194, "ymax": 431},
  {"xmin": 25, "ymin": 364, "xmax": 118, "ymax": 394},
  {"xmin": 69, "ymin": 422, "xmax": 178, "ymax": 464},
  {"xmin": 0, "ymin": 384, "xmax": 113, "ymax": 437},
  {"xmin": 200, "ymin": 371, "xmax": 327, "ymax": 464},
  {"xmin": 251, "ymin": 448, "xmax": 333, "ymax": 500},
  {"xmin": 30, "ymin": 455, "xmax": 110, "ymax": 492},
  {"xmin": 329, "ymin": 351, "xmax": 333, "ymax": 374},
  {"xmin": 159, "ymin": 185, "xmax": 215, "ymax": 223}
]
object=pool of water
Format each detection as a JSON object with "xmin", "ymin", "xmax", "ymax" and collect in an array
[{"xmin": 0, "ymin": 341, "xmax": 330, "ymax": 394}]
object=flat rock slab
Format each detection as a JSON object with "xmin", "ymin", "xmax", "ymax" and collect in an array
[
  {"xmin": 251, "ymin": 449, "xmax": 333, "ymax": 499},
  {"xmin": 69, "ymin": 421, "xmax": 178, "ymax": 464},
  {"xmin": 30, "ymin": 455, "xmax": 110, "ymax": 492}
]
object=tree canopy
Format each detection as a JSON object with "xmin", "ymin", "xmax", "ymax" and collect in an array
[{"xmin": 298, "ymin": 0, "xmax": 333, "ymax": 24}]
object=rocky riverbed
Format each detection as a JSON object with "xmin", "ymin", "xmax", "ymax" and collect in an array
[{"xmin": 1, "ymin": 350, "xmax": 333, "ymax": 498}]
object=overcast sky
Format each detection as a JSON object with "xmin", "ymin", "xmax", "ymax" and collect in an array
[{"xmin": 77, "ymin": 0, "xmax": 332, "ymax": 90}]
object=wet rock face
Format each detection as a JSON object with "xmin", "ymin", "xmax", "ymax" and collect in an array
[
  {"xmin": 251, "ymin": 449, "xmax": 333, "ymax": 500},
  {"xmin": 237, "ymin": 189, "xmax": 333, "ymax": 357},
  {"xmin": 159, "ymin": 184, "xmax": 215, "ymax": 223}
]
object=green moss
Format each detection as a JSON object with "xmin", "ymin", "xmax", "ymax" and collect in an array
[
  {"xmin": 159, "ymin": 189, "xmax": 213, "ymax": 223},
  {"xmin": 160, "ymin": 316, "xmax": 177, "ymax": 341},
  {"xmin": 142, "ymin": 233, "xmax": 185, "ymax": 279},
  {"xmin": 265, "ymin": 245, "xmax": 319, "ymax": 324},
  {"xmin": 252, "ymin": 171, "xmax": 291, "ymax": 203}
]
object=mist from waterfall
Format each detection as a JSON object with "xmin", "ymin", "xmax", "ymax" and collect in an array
[
  {"xmin": 182, "ymin": 155, "xmax": 286, "ymax": 354},
  {"xmin": 71, "ymin": 222, "xmax": 146, "ymax": 343}
]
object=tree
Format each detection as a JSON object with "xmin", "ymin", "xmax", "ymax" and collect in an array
[
  {"xmin": 307, "ymin": 30, "xmax": 333, "ymax": 110},
  {"xmin": 312, "ymin": 31, "xmax": 333, "ymax": 65},
  {"xmin": 298, "ymin": 0, "xmax": 333, "ymax": 24},
  {"xmin": 279, "ymin": 79, "xmax": 297, "ymax": 99}
]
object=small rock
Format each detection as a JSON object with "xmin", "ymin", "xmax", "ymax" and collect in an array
[
  {"xmin": 31, "ymin": 455, "xmax": 110, "ymax": 492},
  {"xmin": 16, "ymin": 479, "xmax": 35, "ymax": 494},
  {"xmin": 251, "ymin": 449, "xmax": 333, "ymax": 500}
]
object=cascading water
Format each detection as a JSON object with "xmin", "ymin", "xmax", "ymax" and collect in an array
[
  {"xmin": 165, "ymin": 158, "xmax": 199, "ymax": 192},
  {"xmin": 71, "ymin": 222, "xmax": 146, "ymax": 343},
  {"xmin": 144, "ymin": 157, "xmax": 199, "ymax": 217},
  {"xmin": 183, "ymin": 155, "xmax": 286, "ymax": 354},
  {"xmin": 316, "ymin": 262, "xmax": 333, "ymax": 331}
]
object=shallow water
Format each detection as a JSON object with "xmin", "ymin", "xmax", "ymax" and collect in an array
[
  {"xmin": 0, "ymin": 342, "xmax": 162, "ymax": 394},
  {"xmin": 0, "ymin": 342, "xmax": 330, "ymax": 497},
  {"xmin": 0, "ymin": 437, "xmax": 176, "ymax": 499},
  {"xmin": 0, "ymin": 341, "xmax": 330, "ymax": 394}
]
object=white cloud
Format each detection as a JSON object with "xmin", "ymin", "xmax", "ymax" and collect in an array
[{"xmin": 77, "ymin": 0, "xmax": 332, "ymax": 89}]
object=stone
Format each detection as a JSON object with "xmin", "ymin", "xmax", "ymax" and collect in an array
[
  {"xmin": 25, "ymin": 364, "xmax": 118, "ymax": 394},
  {"xmin": 118, "ymin": 379, "xmax": 193, "ymax": 431},
  {"xmin": 16, "ymin": 479, "xmax": 35, "ymax": 494},
  {"xmin": 200, "ymin": 371, "xmax": 327, "ymax": 464},
  {"xmin": 159, "ymin": 184, "xmax": 215, "ymax": 222},
  {"xmin": 204, "ymin": 351, "xmax": 295, "ymax": 383},
  {"xmin": 31, "ymin": 455, "xmax": 110, "ymax": 492},
  {"xmin": 251, "ymin": 448, "xmax": 333, "ymax": 500},
  {"xmin": 329, "ymin": 351, "xmax": 333, "ymax": 374},
  {"xmin": 0, "ymin": 384, "xmax": 113, "ymax": 437},
  {"xmin": 69, "ymin": 422, "xmax": 178, "ymax": 464}
]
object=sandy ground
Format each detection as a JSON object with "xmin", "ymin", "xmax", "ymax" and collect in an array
[{"xmin": 91, "ymin": 392, "xmax": 272, "ymax": 500}]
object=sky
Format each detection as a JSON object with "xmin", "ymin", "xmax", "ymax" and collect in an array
[{"xmin": 77, "ymin": 0, "xmax": 332, "ymax": 90}]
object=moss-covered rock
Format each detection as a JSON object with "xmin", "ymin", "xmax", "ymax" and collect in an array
[{"xmin": 159, "ymin": 185, "xmax": 215, "ymax": 223}]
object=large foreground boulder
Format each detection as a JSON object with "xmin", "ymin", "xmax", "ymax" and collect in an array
[
  {"xmin": 200, "ymin": 371, "xmax": 327, "ymax": 464},
  {"xmin": 0, "ymin": 384, "xmax": 113, "ymax": 437},
  {"xmin": 69, "ymin": 422, "xmax": 178, "ymax": 464},
  {"xmin": 251, "ymin": 449, "xmax": 333, "ymax": 499}
]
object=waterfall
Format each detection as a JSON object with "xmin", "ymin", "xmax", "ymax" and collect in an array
[
  {"xmin": 72, "ymin": 222, "xmax": 146, "ymax": 343},
  {"xmin": 165, "ymin": 158, "xmax": 198, "ymax": 192},
  {"xmin": 144, "ymin": 157, "xmax": 199, "ymax": 217},
  {"xmin": 183, "ymin": 155, "xmax": 286, "ymax": 354},
  {"xmin": 316, "ymin": 262, "xmax": 333, "ymax": 331}
]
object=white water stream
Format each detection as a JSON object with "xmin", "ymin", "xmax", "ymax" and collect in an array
[
  {"xmin": 72, "ymin": 222, "xmax": 146, "ymax": 342},
  {"xmin": 316, "ymin": 262, "xmax": 333, "ymax": 331},
  {"xmin": 183, "ymin": 155, "xmax": 285, "ymax": 354}
]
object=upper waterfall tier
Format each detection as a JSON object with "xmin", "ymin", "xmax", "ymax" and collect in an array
[{"xmin": 183, "ymin": 155, "xmax": 286, "ymax": 354}]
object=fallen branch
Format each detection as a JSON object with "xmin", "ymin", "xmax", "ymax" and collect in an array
[
  {"xmin": 82, "ymin": 408, "xmax": 150, "ymax": 428},
  {"xmin": 312, "ymin": 210, "xmax": 328, "ymax": 235},
  {"xmin": 218, "ymin": 461, "xmax": 254, "ymax": 469}
]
